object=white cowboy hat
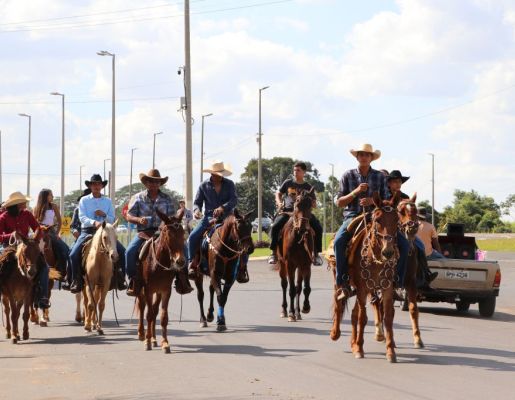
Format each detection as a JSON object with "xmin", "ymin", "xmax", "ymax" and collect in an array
[
  {"xmin": 3, "ymin": 191, "xmax": 31, "ymax": 208},
  {"xmin": 202, "ymin": 161, "xmax": 233, "ymax": 177},
  {"xmin": 350, "ymin": 143, "xmax": 381, "ymax": 161}
]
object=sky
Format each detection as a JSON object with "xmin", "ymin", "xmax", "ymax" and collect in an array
[{"xmin": 1, "ymin": 0, "xmax": 514, "ymax": 216}]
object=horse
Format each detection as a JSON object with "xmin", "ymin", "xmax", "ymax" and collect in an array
[
  {"xmin": 0, "ymin": 233, "xmax": 42, "ymax": 343},
  {"xmin": 193, "ymin": 209, "xmax": 254, "ymax": 331},
  {"xmin": 136, "ymin": 210, "xmax": 185, "ymax": 353},
  {"xmin": 81, "ymin": 221, "xmax": 118, "ymax": 335},
  {"xmin": 278, "ymin": 187, "xmax": 315, "ymax": 322},
  {"xmin": 330, "ymin": 191, "xmax": 401, "ymax": 362}
]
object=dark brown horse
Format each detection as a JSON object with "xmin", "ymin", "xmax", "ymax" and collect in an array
[
  {"xmin": 0, "ymin": 233, "xmax": 42, "ymax": 343},
  {"xmin": 330, "ymin": 191, "xmax": 401, "ymax": 362},
  {"xmin": 194, "ymin": 209, "xmax": 253, "ymax": 331},
  {"xmin": 278, "ymin": 187, "xmax": 315, "ymax": 322},
  {"xmin": 137, "ymin": 210, "xmax": 185, "ymax": 352}
]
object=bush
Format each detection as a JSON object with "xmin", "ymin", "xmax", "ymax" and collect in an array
[{"xmin": 254, "ymin": 240, "xmax": 270, "ymax": 248}]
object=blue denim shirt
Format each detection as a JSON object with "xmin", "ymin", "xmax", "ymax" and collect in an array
[
  {"xmin": 79, "ymin": 194, "xmax": 115, "ymax": 228},
  {"xmin": 337, "ymin": 167, "xmax": 389, "ymax": 218},
  {"xmin": 127, "ymin": 190, "xmax": 175, "ymax": 231},
  {"xmin": 193, "ymin": 177, "xmax": 237, "ymax": 217}
]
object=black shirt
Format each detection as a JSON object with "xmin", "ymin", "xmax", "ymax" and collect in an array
[{"xmin": 279, "ymin": 179, "xmax": 312, "ymax": 211}]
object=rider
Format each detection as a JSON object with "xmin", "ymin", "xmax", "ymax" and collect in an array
[
  {"xmin": 0, "ymin": 191, "xmax": 50, "ymax": 309},
  {"xmin": 68, "ymin": 174, "xmax": 126, "ymax": 294},
  {"xmin": 178, "ymin": 199, "xmax": 193, "ymax": 235},
  {"xmin": 125, "ymin": 169, "xmax": 193, "ymax": 296},
  {"xmin": 333, "ymin": 144, "xmax": 409, "ymax": 298},
  {"xmin": 268, "ymin": 162, "xmax": 324, "ymax": 266},
  {"xmin": 187, "ymin": 161, "xmax": 249, "ymax": 283},
  {"xmin": 416, "ymin": 207, "xmax": 444, "ymax": 260},
  {"xmin": 33, "ymin": 188, "xmax": 71, "ymax": 280}
]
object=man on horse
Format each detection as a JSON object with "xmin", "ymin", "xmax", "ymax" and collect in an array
[
  {"xmin": 268, "ymin": 161, "xmax": 324, "ymax": 266},
  {"xmin": 187, "ymin": 161, "xmax": 248, "ymax": 282},
  {"xmin": 0, "ymin": 191, "xmax": 50, "ymax": 309},
  {"xmin": 178, "ymin": 199, "xmax": 193, "ymax": 235},
  {"xmin": 333, "ymin": 144, "xmax": 409, "ymax": 298},
  {"xmin": 68, "ymin": 174, "xmax": 126, "ymax": 294},
  {"xmin": 125, "ymin": 169, "xmax": 193, "ymax": 296}
]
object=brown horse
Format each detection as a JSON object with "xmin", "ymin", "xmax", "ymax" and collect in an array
[
  {"xmin": 0, "ymin": 233, "xmax": 42, "ymax": 343},
  {"xmin": 137, "ymin": 210, "xmax": 185, "ymax": 352},
  {"xmin": 278, "ymin": 187, "xmax": 315, "ymax": 322},
  {"xmin": 330, "ymin": 191, "xmax": 401, "ymax": 362},
  {"xmin": 193, "ymin": 209, "xmax": 254, "ymax": 331}
]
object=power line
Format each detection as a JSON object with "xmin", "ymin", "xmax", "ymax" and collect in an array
[{"xmin": 0, "ymin": 95, "xmax": 180, "ymax": 105}]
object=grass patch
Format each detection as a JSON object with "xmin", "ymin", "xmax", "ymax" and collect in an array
[
  {"xmin": 476, "ymin": 238, "xmax": 515, "ymax": 252},
  {"xmin": 249, "ymin": 232, "xmax": 335, "ymax": 258}
]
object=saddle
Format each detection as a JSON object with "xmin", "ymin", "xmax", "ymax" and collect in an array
[
  {"xmin": 137, "ymin": 229, "xmax": 159, "ymax": 262},
  {"xmin": 80, "ymin": 235, "xmax": 94, "ymax": 269}
]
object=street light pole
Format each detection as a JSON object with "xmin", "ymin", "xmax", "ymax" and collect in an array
[
  {"xmin": 329, "ymin": 163, "xmax": 335, "ymax": 233},
  {"xmin": 0, "ymin": 130, "xmax": 2, "ymax": 202},
  {"xmin": 152, "ymin": 131, "xmax": 163, "ymax": 169},
  {"xmin": 128, "ymin": 147, "xmax": 137, "ymax": 241},
  {"xmin": 428, "ymin": 153, "xmax": 435, "ymax": 226},
  {"xmin": 200, "ymin": 113, "xmax": 213, "ymax": 183},
  {"xmin": 79, "ymin": 165, "xmax": 85, "ymax": 192},
  {"xmin": 103, "ymin": 158, "xmax": 110, "ymax": 195},
  {"xmin": 257, "ymin": 85, "xmax": 269, "ymax": 242},
  {"xmin": 18, "ymin": 113, "xmax": 31, "ymax": 198},
  {"xmin": 184, "ymin": 0, "xmax": 194, "ymax": 209},
  {"xmin": 97, "ymin": 50, "xmax": 116, "ymax": 205},
  {"xmin": 50, "ymin": 92, "xmax": 65, "ymax": 217}
]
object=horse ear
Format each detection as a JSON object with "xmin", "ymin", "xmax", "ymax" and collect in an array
[
  {"xmin": 113, "ymin": 219, "xmax": 119, "ymax": 228},
  {"xmin": 391, "ymin": 191, "xmax": 401, "ymax": 207},
  {"xmin": 410, "ymin": 192, "xmax": 417, "ymax": 204},
  {"xmin": 309, "ymin": 187, "xmax": 315, "ymax": 194},
  {"xmin": 102, "ymin": 220, "xmax": 106, "ymax": 229},
  {"xmin": 157, "ymin": 209, "xmax": 171, "ymax": 224},
  {"xmin": 372, "ymin": 191, "xmax": 382, "ymax": 208},
  {"xmin": 234, "ymin": 209, "xmax": 241, "ymax": 219},
  {"xmin": 175, "ymin": 208, "xmax": 184, "ymax": 222},
  {"xmin": 244, "ymin": 210, "xmax": 254, "ymax": 221}
]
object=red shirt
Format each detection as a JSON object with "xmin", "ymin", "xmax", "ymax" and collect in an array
[{"xmin": 0, "ymin": 210, "xmax": 40, "ymax": 245}]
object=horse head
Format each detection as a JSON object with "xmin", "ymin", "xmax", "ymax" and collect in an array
[
  {"xmin": 370, "ymin": 191, "xmax": 400, "ymax": 262},
  {"xmin": 98, "ymin": 221, "xmax": 119, "ymax": 263},
  {"xmin": 233, "ymin": 209, "xmax": 254, "ymax": 255},
  {"xmin": 14, "ymin": 232, "xmax": 41, "ymax": 280},
  {"xmin": 157, "ymin": 209, "xmax": 186, "ymax": 267},
  {"xmin": 397, "ymin": 193, "xmax": 419, "ymax": 241}
]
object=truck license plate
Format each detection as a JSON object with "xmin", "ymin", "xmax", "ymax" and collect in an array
[{"xmin": 445, "ymin": 270, "xmax": 470, "ymax": 280}]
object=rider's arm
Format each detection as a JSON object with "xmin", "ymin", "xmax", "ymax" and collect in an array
[
  {"xmin": 193, "ymin": 186, "xmax": 205, "ymax": 214},
  {"xmin": 53, "ymin": 202, "xmax": 62, "ymax": 233},
  {"xmin": 0, "ymin": 213, "xmax": 11, "ymax": 243},
  {"xmin": 335, "ymin": 172, "xmax": 359, "ymax": 208},
  {"xmin": 79, "ymin": 197, "xmax": 96, "ymax": 228},
  {"xmin": 221, "ymin": 179, "xmax": 237, "ymax": 212},
  {"xmin": 275, "ymin": 191, "xmax": 283, "ymax": 209},
  {"xmin": 126, "ymin": 194, "xmax": 141, "ymax": 225}
]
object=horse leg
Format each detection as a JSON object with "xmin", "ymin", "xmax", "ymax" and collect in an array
[
  {"xmin": 29, "ymin": 304, "xmax": 39, "ymax": 325},
  {"xmin": 352, "ymin": 293, "xmax": 367, "ymax": 359},
  {"xmin": 160, "ymin": 290, "xmax": 172, "ymax": 353},
  {"xmin": 3, "ymin": 296, "xmax": 12, "ymax": 339},
  {"xmin": 215, "ymin": 280, "xmax": 230, "ymax": 332},
  {"xmin": 294, "ymin": 270, "xmax": 303, "ymax": 321},
  {"xmin": 195, "ymin": 276, "xmax": 208, "ymax": 327},
  {"xmin": 371, "ymin": 297, "xmax": 385, "ymax": 342},
  {"xmin": 279, "ymin": 262, "xmax": 288, "ymax": 318},
  {"xmin": 287, "ymin": 265, "xmax": 296, "ymax": 322},
  {"xmin": 301, "ymin": 269, "xmax": 311, "ymax": 314},
  {"xmin": 22, "ymin": 295, "xmax": 31, "ymax": 340},
  {"xmin": 84, "ymin": 286, "xmax": 93, "ymax": 332},
  {"xmin": 11, "ymin": 300, "xmax": 21, "ymax": 343},
  {"xmin": 42, "ymin": 278, "xmax": 53, "ymax": 326},
  {"xmin": 330, "ymin": 286, "xmax": 345, "ymax": 341},
  {"xmin": 207, "ymin": 283, "xmax": 215, "ymax": 323},
  {"xmin": 407, "ymin": 284, "xmax": 423, "ymax": 348},
  {"xmin": 96, "ymin": 286, "xmax": 107, "ymax": 335},
  {"xmin": 137, "ymin": 295, "xmax": 146, "ymax": 341},
  {"xmin": 151, "ymin": 294, "xmax": 161, "ymax": 347},
  {"xmin": 75, "ymin": 293, "xmax": 83, "ymax": 323},
  {"xmin": 144, "ymin": 291, "xmax": 154, "ymax": 350},
  {"xmin": 383, "ymin": 290, "xmax": 397, "ymax": 363}
]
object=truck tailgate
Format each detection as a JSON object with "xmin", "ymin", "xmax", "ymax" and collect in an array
[{"xmin": 428, "ymin": 259, "xmax": 499, "ymax": 291}]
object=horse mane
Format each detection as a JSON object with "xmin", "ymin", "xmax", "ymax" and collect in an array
[
  {"xmin": 220, "ymin": 214, "xmax": 237, "ymax": 243},
  {"xmin": 0, "ymin": 247, "xmax": 17, "ymax": 279}
]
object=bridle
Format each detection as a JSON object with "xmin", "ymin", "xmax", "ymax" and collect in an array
[
  {"xmin": 208, "ymin": 217, "xmax": 252, "ymax": 265},
  {"xmin": 151, "ymin": 222, "xmax": 184, "ymax": 271}
]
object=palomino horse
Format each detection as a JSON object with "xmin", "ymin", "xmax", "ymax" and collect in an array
[
  {"xmin": 81, "ymin": 221, "xmax": 118, "ymax": 335},
  {"xmin": 0, "ymin": 233, "xmax": 42, "ymax": 343},
  {"xmin": 137, "ymin": 210, "xmax": 185, "ymax": 353},
  {"xmin": 330, "ymin": 191, "xmax": 401, "ymax": 362},
  {"xmin": 193, "ymin": 209, "xmax": 254, "ymax": 331},
  {"xmin": 278, "ymin": 187, "xmax": 315, "ymax": 322}
]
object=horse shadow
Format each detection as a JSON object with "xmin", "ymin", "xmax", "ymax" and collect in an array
[
  {"xmin": 233, "ymin": 323, "xmax": 330, "ymax": 337},
  {"xmin": 174, "ymin": 343, "xmax": 315, "ymax": 358}
]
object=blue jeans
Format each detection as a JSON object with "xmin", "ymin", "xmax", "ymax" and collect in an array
[
  {"xmin": 187, "ymin": 216, "xmax": 212, "ymax": 263},
  {"xmin": 428, "ymin": 249, "xmax": 445, "ymax": 260},
  {"xmin": 38, "ymin": 257, "xmax": 49, "ymax": 300},
  {"xmin": 396, "ymin": 232, "xmax": 409, "ymax": 287},
  {"xmin": 126, "ymin": 235, "xmax": 145, "ymax": 279},
  {"xmin": 53, "ymin": 236, "xmax": 71, "ymax": 276}
]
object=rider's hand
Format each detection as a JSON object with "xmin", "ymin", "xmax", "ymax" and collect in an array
[
  {"xmin": 359, "ymin": 197, "xmax": 374, "ymax": 207},
  {"xmin": 94, "ymin": 221, "xmax": 102, "ymax": 228},
  {"xmin": 139, "ymin": 217, "xmax": 148, "ymax": 226},
  {"xmin": 194, "ymin": 210, "xmax": 202, "ymax": 219},
  {"xmin": 356, "ymin": 183, "xmax": 369, "ymax": 193},
  {"xmin": 213, "ymin": 207, "xmax": 224, "ymax": 218},
  {"xmin": 94, "ymin": 209, "xmax": 106, "ymax": 217},
  {"xmin": 276, "ymin": 201, "xmax": 282, "ymax": 210},
  {"xmin": 73, "ymin": 231, "xmax": 80, "ymax": 239}
]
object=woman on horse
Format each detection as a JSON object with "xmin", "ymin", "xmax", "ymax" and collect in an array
[
  {"xmin": 187, "ymin": 161, "xmax": 248, "ymax": 283},
  {"xmin": 125, "ymin": 169, "xmax": 193, "ymax": 296},
  {"xmin": 33, "ymin": 189, "xmax": 71, "ymax": 280},
  {"xmin": 68, "ymin": 174, "xmax": 126, "ymax": 294},
  {"xmin": 333, "ymin": 144, "xmax": 409, "ymax": 299},
  {"xmin": 0, "ymin": 191, "xmax": 50, "ymax": 309}
]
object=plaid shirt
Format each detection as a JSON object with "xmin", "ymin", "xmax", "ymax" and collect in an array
[
  {"xmin": 337, "ymin": 167, "xmax": 389, "ymax": 218},
  {"xmin": 128, "ymin": 190, "xmax": 175, "ymax": 231}
]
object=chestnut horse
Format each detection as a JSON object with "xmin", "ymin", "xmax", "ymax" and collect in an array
[
  {"xmin": 193, "ymin": 209, "xmax": 253, "ymax": 331},
  {"xmin": 0, "ymin": 233, "xmax": 42, "ymax": 343},
  {"xmin": 278, "ymin": 188, "xmax": 315, "ymax": 322},
  {"xmin": 137, "ymin": 210, "xmax": 185, "ymax": 353},
  {"xmin": 81, "ymin": 221, "xmax": 118, "ymax": 335},
  {"xmin": 330, "ymin": 191, "xmax": 401, "ymax": 362}
]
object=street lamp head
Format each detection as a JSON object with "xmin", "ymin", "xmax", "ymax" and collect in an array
[
  {"xmin": 97, "ymin": 50, "xmax": 114, "ymax": 56},
  {"xmin": 260, "ymin": 86, "xmax": 270, "ymax": 91},
  {"xmin": 50, "ymin": 92, "xmax": 63, "ymax": 96},
  {"xmin": 203, "ymin": 113, "xmax": 213, "ymax": 118},
  {"xmin": 18, "ymin": 113, "xmax": 30, "ymax": 117}
]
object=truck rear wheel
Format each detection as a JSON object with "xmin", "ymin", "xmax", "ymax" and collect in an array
[
  {"xmin": 456, "ymin": 301, "xmax": 470, "ymax": 313},
  {"xmin": 478, "ymin": 296, "xmax": 496, "ymax": 317}
]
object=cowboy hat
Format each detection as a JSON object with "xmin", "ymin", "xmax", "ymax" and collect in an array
[
  {"xmin": 417, "ymin": 207, "xmax": 428, "ymax": 220},
  {"xmin": 139, "ymin": 169, "xmax": 168, "ymax": 185},
  {"xmin": 350, "ymin": 143, "xmax": 381, "ymax": 161},
  {"xmin": 3, "ymin": 191, "xmax": 31, "ymax": 208},
  {"xmin": 202, "ymin": 161, "xmax": 232, "ymax": 177},
  {"xmin": 387, "ymin": 170, "xmax": 410, "ymax": 183},
  {"xmin": 85, "ymin": 174, "xmax": 108, "ymax": 188}
]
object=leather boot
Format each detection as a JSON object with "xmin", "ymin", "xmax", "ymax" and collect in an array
[
  {"xmin": 188, "ymin": 260, "xmax": 200, "ymax": 280},
  {"xmin": 126, "ymin": 277, "xmax": 142, "ymax": 297},
  {"xmin": 70, "ymin": 276, "xmax": 83, "ymax": 294},
  {"xmin": 175, "ymin": 269, "xmax": 194, "ymax": 295}
]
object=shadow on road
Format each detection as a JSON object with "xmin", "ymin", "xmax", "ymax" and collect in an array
[{"xmin": 174, "ymin": 343, "xmax": 316, "ymax": 358}]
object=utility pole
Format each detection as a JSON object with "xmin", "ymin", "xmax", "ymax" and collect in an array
[
  {"xmin": 18, "ymin": 113, "xmax": 31, "ymax": 198},
  {"xmin": 79, "ymin": 165, "xmax": 85, "ymax": 192},
  {"xmin": 50, "ymin": 92, "xmax": 65, "ymax": 217},
  {"xmin": 184, "ymin": 0, "xmax": 193, "ymax": 209},
  {"xmin": 0, "ymin": 130, "xmax": 2, "ymax": 202},
  {"xmin": 329, "ymin": 163, "xmax": 335, "ymax": 233},
  {"xmin": 200, "ymin": 113, "xmax": 213, "ymax": 183},
  {"xmin": 152, "ymin": 131, "xmax": 163, "ymax": 169},
  {"xmin": 429, "ymin": 153, "xmax": 435, "ymax": 226},
  {"xmin": 128, "ymin": 147, "xmax": 137, "ymax": 241},
  {"xmin": 103, "ymin": 158, "xmax": 110, "ymax": 195},
  {"xmin": 257, "ymin": 85, "xmax": 269, "ymax": 242}
]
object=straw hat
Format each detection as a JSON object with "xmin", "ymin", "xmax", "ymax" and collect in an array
[
  {"xmin": 350, "ymin": 144, "xmax": 381, "ymax": 161},
  {"xmin": 3, "ymin": 191, "xmax": 31, "ymax": 208},
  {"xmin": 202, "ymin": 161, "xmax": 233, "ymax": 177},
  {"xmin": 139, "ymin": 169, "xmax": 168, "ymax": 185}
]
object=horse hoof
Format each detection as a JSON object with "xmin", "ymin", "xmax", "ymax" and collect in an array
[
  {"xmin": 145, "ymin": 342, "xmax": 152, "ymax": 351},
  {"xmin": 330, "ymin": 329, "xmax": 341, "ymax": 341},
  {"xmin": 301, "ymin": 306, "xmax": 310, "ymax": 314},
  {"xmin": 152, "ymin": 340, "xmax": 158, "ymax": 348},
  {"xmin": 354, "ymin": 352, "xmax": 364, "ymax": 359},
  {"xmin": 288, "ymin": 315, "xmax": 296, "ymax": 322},
  {"xmin": 6, "ymin": 333, "xmax": 11, "ymax": 339},
  {"xmin": 200, "ymin": 321, "xmax": 208, "ymax": 328},
  {"xmin": 280, "ymin": 311, "xmax": 287, "ymax": 318},
  {"xmin": 295, "ymin": 313, "xmax": 302, "ymax": 321},
  {"xmin": 216, "ymin": 324, "xmax": 227, "ymax": 332},
  {"xmin": 163, "ymin": 345, "xmax": 171, "ymax": 354},
  {"xmin": 84, "ymin": 326, "xmax": 92, "ymax": 332},
  {"xmin": 23, "ymin": 333, "xmax": 29, "ymax": 340},
  {"xmin": 387, "ymin": 353, "xmax": 397, "ymax": 363},
  {"xmin": 414, "ymin": 340, "xmax": 425, "ymax": 349},
  {"xmin": 12, "ymin": 338, "xmax": 17, "ymax": 344},
  {"xmin": 39, "ymin": 321, "xmax": 48, "ymax": 327},
  {"xmin": 75, "ymin": 315, "xmax": 82, "ymax": 324},
  {"xmin": 374, "ymin": 334, "xmax": 385, "ymax": 342},
  {"xmin": 138, "ymin": 334, "xmax": 145, "ymax": 341},
  {"xmin": 97, "ymin": 329, "xmax": 104, "ymax": 335},
  {"xmin": 206, "ymin": 314, "xmax": 214, "ymax": 323}
]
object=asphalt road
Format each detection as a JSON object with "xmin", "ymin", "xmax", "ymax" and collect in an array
[{"xmin": 1, "ymin": 252, "xmax": 514, "ymax": 400}]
